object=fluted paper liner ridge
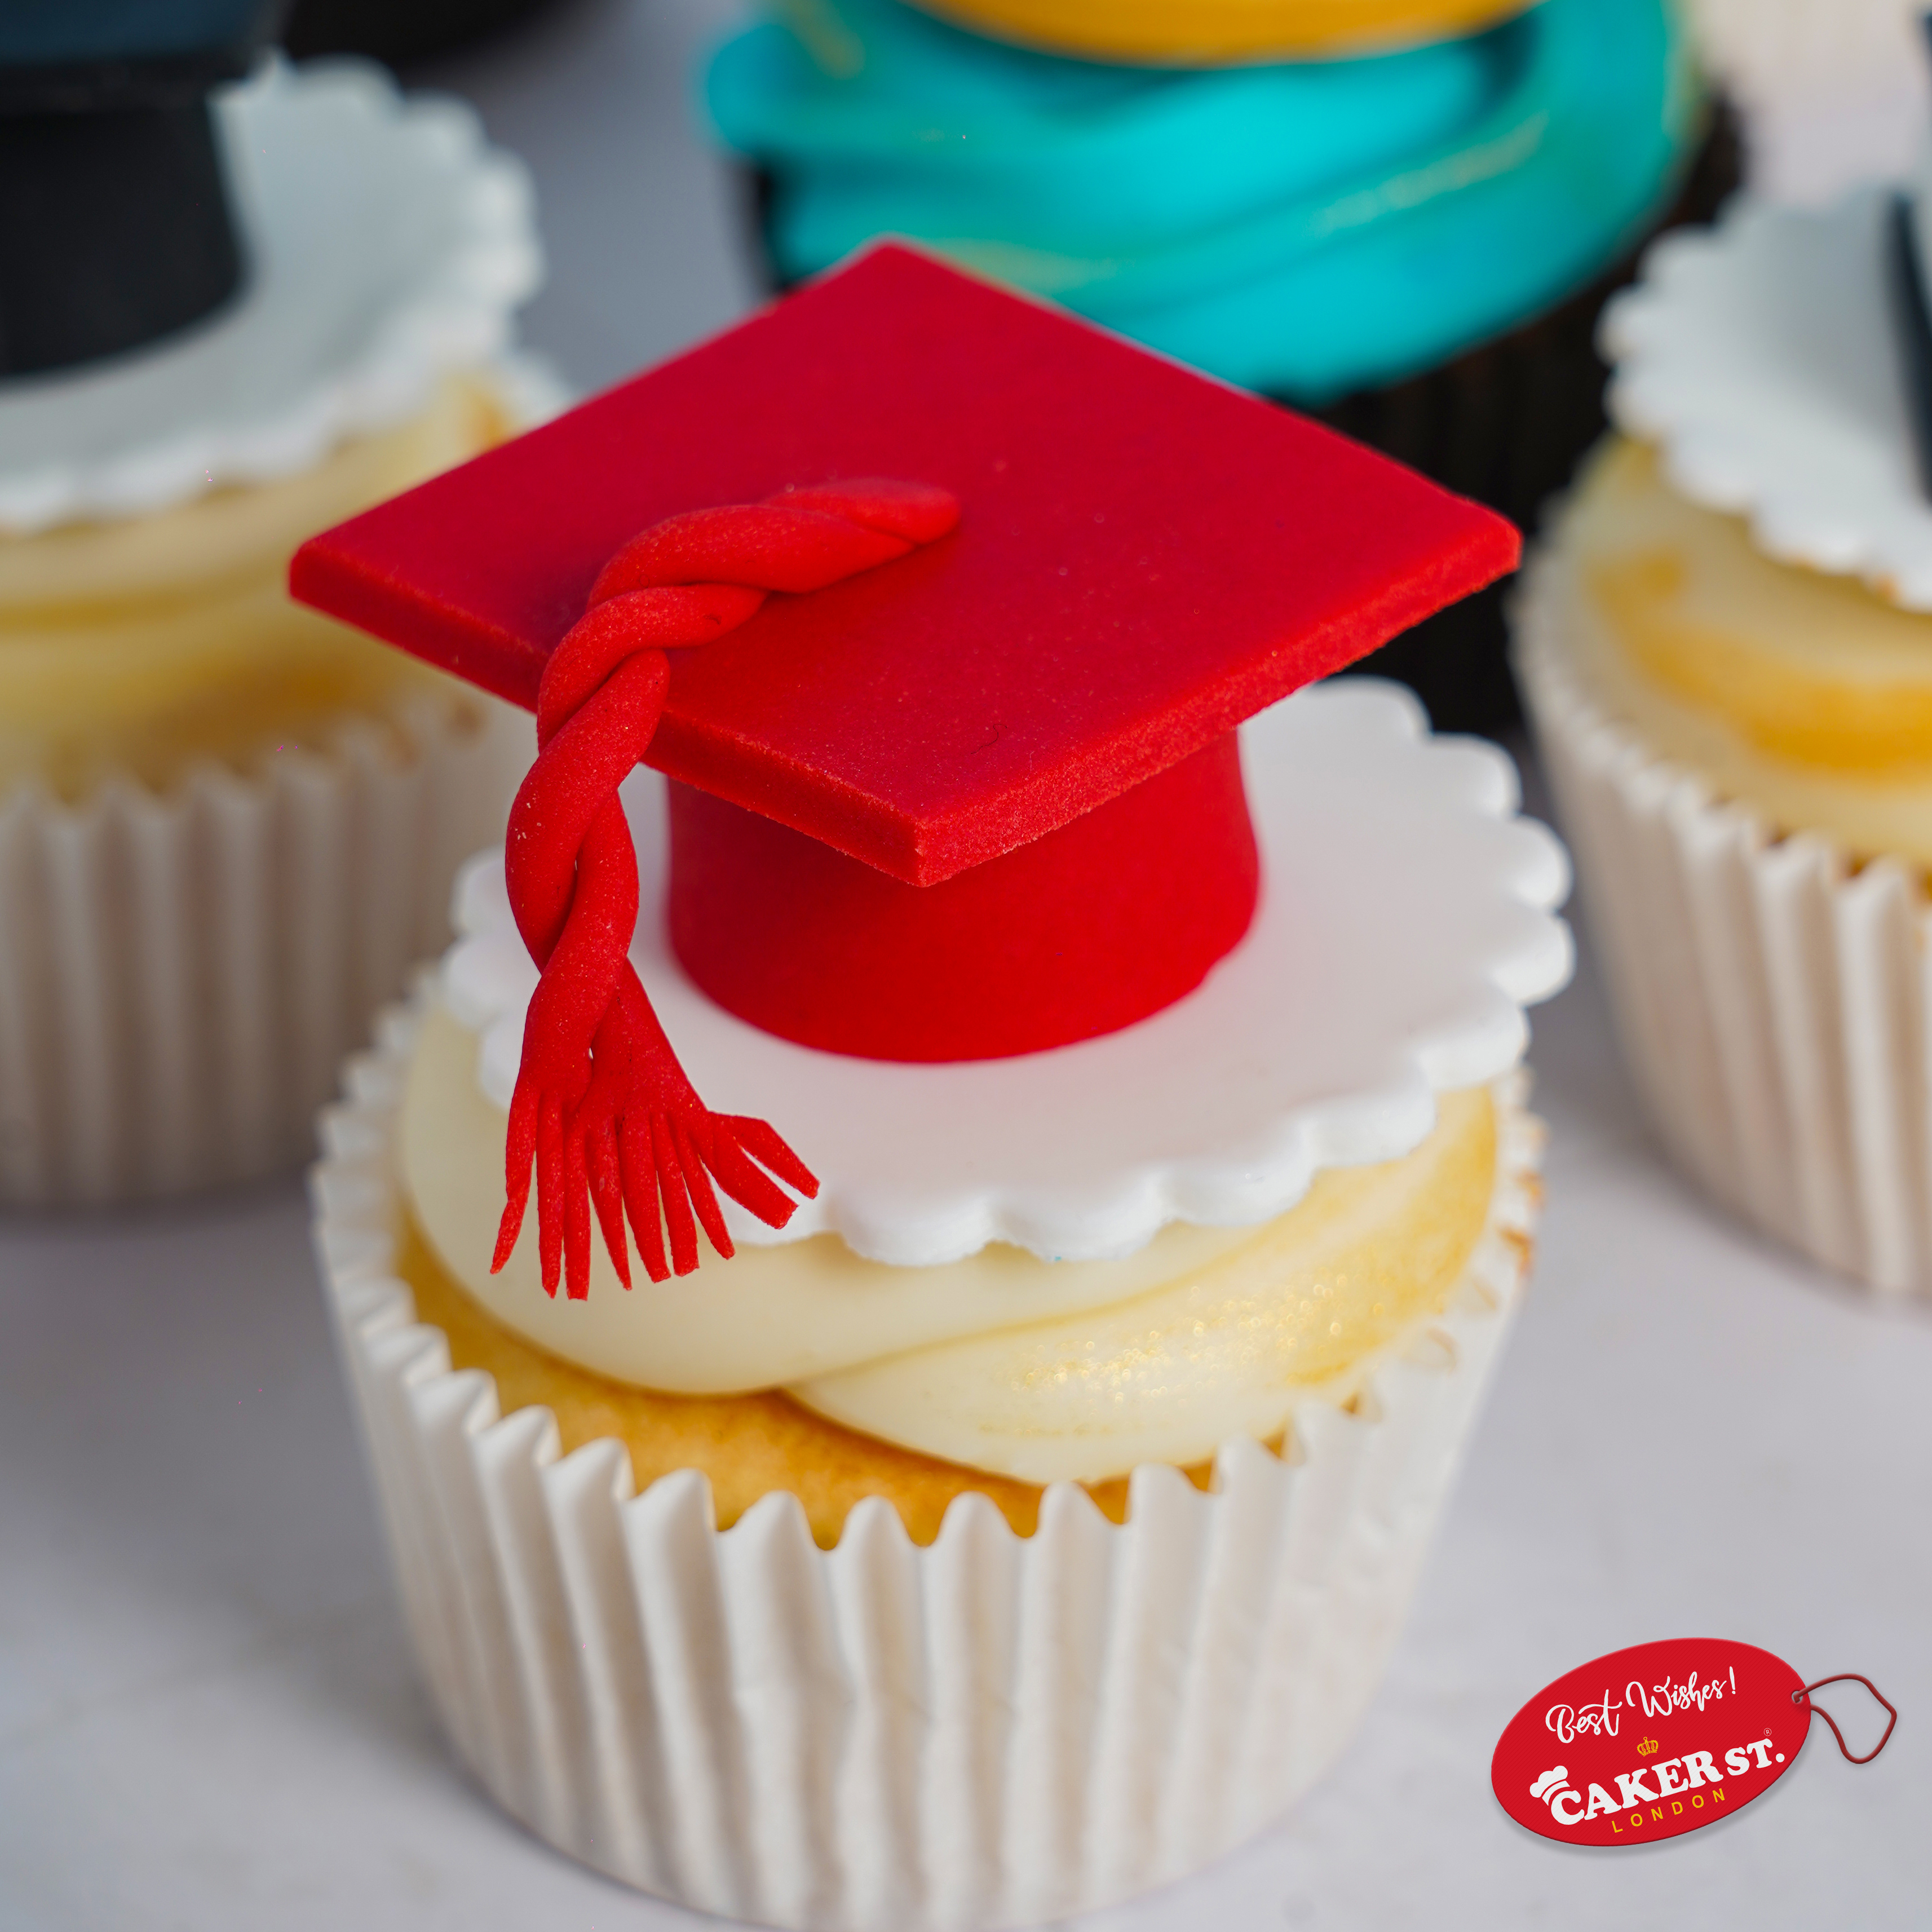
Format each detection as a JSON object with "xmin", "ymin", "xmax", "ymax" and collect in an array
[{"xmin": 0, "ymin": 695, "xmax": 528, "ymax": 1204}]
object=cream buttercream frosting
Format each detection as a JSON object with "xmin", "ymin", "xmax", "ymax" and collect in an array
[
  {"xmin": 790, "ymin": 1082, "xmax": 1500, "ymax": 1480},
  {"xmin": 401, "ymin": 993, "xmax": 1507, "ymax": 1483},
  {"xmin": 1550, "ymin": 436, "xmax": 1932, "ymax": 865},
  {"xmin": 0, "ymin": 378, "xmax": 512, "ymax": 799}
]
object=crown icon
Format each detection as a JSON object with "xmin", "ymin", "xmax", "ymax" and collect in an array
[{"xmin": 1635, "ymin": 1738, "xmax": 1659, "ymax": 1757}]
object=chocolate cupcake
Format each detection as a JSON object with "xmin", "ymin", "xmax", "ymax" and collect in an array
[{"xmin": 706, "ymin": 0, "xmax": 1727, "ymax": 732}]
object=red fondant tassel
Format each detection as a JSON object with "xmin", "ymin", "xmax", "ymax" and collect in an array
[{"xmin": 492, "ymin": 479, "xmax": 961, "ymax": 1296}]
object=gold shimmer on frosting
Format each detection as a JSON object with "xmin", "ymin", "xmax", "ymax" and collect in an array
[
  {"xmin": 791, "ymin": 1085, "xmax": 1496, "ymax": 1479},
  {"xmin": 1555, "ymin": 438, "xmax": 1932, "ymax": 863},
  {"xmin": 0, "ymin": 379, "xmax": 510, "ymax": 798}
]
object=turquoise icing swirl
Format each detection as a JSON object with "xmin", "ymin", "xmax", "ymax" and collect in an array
[{"xmin": 706, "ymin": 0, "xmax": 1702, "ymax": 401}]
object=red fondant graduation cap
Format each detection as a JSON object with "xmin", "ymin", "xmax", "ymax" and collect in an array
[{"xmin": 292, "ymin": 243, "xmax": 1518, "ymax": 1298}]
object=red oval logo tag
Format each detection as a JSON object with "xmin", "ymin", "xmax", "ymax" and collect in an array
[{"xmin": 1493, "ymin": 1639, "xmax": 1807, "ymax": 1846}]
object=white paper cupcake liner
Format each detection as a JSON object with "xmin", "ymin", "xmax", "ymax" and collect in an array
[
  {"xmin": 310, "ymin": 997, "xmax": 1542, "ymax": 1931},
  {"xmin": 1517, "ymin": 551, "xmax": 1932, "ymax": 1296},
  {"xmin": 0, "ymin": 693, "xmax": 530, "ymax": 1206}
]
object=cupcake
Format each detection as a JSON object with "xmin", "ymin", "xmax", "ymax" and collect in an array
[
  {"xmin": 705, "ymin": 0, "xmax": 1726, "ymax": 733},
  {"xmin": 304, "ymin": 244, "xmax": 1572, "ymax": 1923},
  {"xmin": 1515, "ymin": 169, "xmax": 1932, "ymax": 1295},
  {"xmin": 0, "ymin": 41, "xmax": 560, "ymax": 1205}
]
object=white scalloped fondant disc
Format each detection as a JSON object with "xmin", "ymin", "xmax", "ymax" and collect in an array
[
  {"xmin": 441, "ymin": 680, "xmax": 1572, "ymax": 1268},
  {"xmin": 1603, "ymin": 188, "xmax": 1932, "ymax": 607},
  {"xmin": 0, "ymin": 58, "xmax": 549, "ymax": 534}
]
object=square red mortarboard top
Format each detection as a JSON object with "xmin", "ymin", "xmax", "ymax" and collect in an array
[{"xmin": 291, "ymin": 242, "xmax": 1518, "ymax": 888}]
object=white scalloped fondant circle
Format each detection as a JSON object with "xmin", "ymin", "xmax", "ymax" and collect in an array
[
  {"xmin": 0, "ymin": 58, "xmax": 546, "ymax": 534},
  {"xmin": 1603, "ymin": 188, "xmax": 1932, "ymax": 607},
  {"xmin": 440, "ymin": 680, "xmax": 1572, "ymax": 1267}
]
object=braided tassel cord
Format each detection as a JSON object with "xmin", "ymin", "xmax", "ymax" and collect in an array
[{"xmin": 494, "ymin": 479, "xmax": 961, "ymax": 1297}]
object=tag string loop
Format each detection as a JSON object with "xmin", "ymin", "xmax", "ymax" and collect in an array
[{"xmin": 1793, "ymin": 1674, "xmax": 1898, "ymax": 1765}]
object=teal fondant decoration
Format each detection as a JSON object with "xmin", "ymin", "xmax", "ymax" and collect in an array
[{"xmin": 707, "ymin": 0, "xmax": 1701, "ymax": 402}]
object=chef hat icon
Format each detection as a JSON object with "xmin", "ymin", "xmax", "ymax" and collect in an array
[{"xmin": 1529, "ymin": 1767, "xmax": 1570, "ymax": 1802}]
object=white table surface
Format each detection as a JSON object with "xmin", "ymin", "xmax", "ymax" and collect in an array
[{"xmin": 3, "ymin": 4, "xmax": 1927, "ymax": 1926}]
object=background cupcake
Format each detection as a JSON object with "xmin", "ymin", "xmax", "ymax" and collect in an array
[
  {"xmin": 0, "ymin": 35, "xmax": 559, "ymax": 1208},
  {"xmin": 303, "ymin": 245, "xmax": 1571, "ymax": 1924},
  {"xmin": 1516, "ymin": 162, "xmax": 1932, "ymax": 1296},
  {"xmin": 706, "ymin": 0, "xmax": 1728, "ymax": 732}
]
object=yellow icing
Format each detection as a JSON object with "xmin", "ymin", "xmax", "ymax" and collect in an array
[
  {"xmin": 1550, "ymin": 437, "xmax": 1932, "ymax": 864},
  {"xmin": 905, "ymin": 0, "xmax": 1532, "ymax": 60},
  {"xmin": 0, "ymin": 379, "xmax": 510, "ymax": 799}
]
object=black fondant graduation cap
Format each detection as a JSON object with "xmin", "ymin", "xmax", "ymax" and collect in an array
[{"xmin": 0, "ymin": 2, "xmax": 282, "ymax": 377}]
